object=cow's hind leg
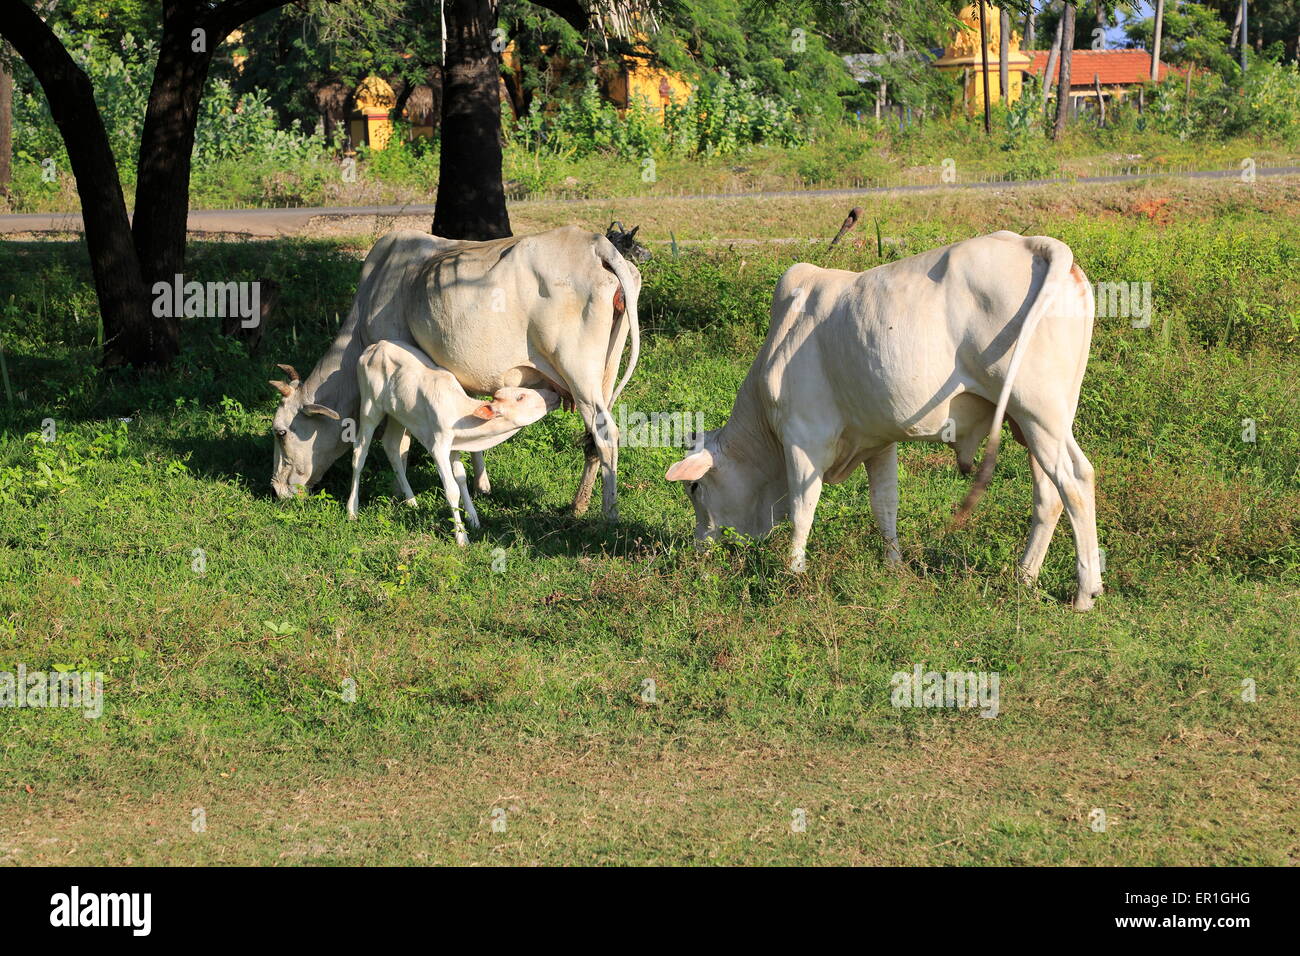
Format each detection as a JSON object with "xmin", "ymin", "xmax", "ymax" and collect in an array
[
  {"xmin": 471, "ymin": 452, "xmax": 490, "ymax": 496},
  {"xmin": 572, "ymin": 392, "xmax": 619, "ymax": 521},
  {"xmin": 1017, "ymin": 450, "xmax": 1065, "ymax": 585},
  {"xmin": 1019, "ymin": 419, "xmax": 1101, "ymax": 611},
  {"xmin": 572, "ymin": 433, "xmax": 601, "ymax": 517},
  {"xmin": 865, "ymin": 444, "xmax": 903, "ymax": 565}
]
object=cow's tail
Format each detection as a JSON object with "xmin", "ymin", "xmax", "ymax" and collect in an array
[
  {"xmin": 596, "ymin": 236, "xmax": 641, "ymax": 407},
  {"xmin": 951, "ymin": 235, "xmax": 1073, "ymax": 528}
]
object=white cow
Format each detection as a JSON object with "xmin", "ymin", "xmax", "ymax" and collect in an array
[
  {"xmin": 271, "ymin": 226, "xmax": 640, "ymax": 519},
  {"xmin": 345, "ymin": 340, "xmax": 559, "ymax": 543},
  {"xmin": 665, "ymin": 231, "xmax": 1102, "ymax": 610}
]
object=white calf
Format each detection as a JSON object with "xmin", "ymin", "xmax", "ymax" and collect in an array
[{"xmin": 348, "ymin": 340, "xmax": 558, "ymax": 543}]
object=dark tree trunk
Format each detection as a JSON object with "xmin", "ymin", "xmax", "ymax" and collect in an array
[
  {"xmin": 1054, "ymin": 3, "xmax": 1077, "ymax": 141},
  {"xmin": 432, "ymin": 0, "xmax": 511, "ymax": 240},
  {"xmin": 0, "ymin": 1, "xmax": 163, "ymax": 365},
  {"xmin": 0, "ymin": 42, "xmax": 12, "ymax": 197},
  {"xmin": 132, "ymin": 1, "xmax": 217, "ymax": 290}
]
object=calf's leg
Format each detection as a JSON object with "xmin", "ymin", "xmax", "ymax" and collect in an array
[
  {"xmin": 381, "ymin": 421, "xmax": 419, "ymax": 506},
  {"xmin": 451, "ymin": 457, "xmax": 480, "ymax": 529},
  {"xmin": 431, "ymin": 441, "xmax": 471, "ymax": 547},
  {"xmin": 347, "ymin": 414, "xmax": 382, "ymax": 520}
]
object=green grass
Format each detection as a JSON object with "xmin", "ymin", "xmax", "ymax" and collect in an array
[{"xmin": 0, "ymin": 179, "xmax": 1296, "ymax": 865}]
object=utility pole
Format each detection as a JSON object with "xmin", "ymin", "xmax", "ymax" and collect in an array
[
  {"xmin": 978, "ymin": 0, "xmax": 992, "ymax": 134},
  {"xmin": 1240, "ymin": 0, "xmax": 1249, "ymax": 74},
  {"xmin": 1151, "ymin": 0, "xmax": 1164, "ymax": 80}
]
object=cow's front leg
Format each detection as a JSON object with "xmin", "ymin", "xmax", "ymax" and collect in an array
[
  {"xmin": 471, "ymin": 452, "xmax": 491, "ymax": 495},
  {"xmin": 784, "ymin": 444, "xmax": 827, "ymax": 573},
  {"xmin": 865, "ymin": 444, "xmax": 903, "ymax": 565}
]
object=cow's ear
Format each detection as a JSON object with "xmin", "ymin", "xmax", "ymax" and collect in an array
[
  {"xmin": 269, "ymin": 380, "xmax": 295, "ymax": 399},
  {"xmin": 666, "ymin": 449, "xmax": 714, "ymax": 482},
  {"xmin": 302, "ymin": 403, "xmax": 340, "ymax": 420},
  {"xmin": 472, "ymin": 403, "xmax": 497, "ymax": 420}
]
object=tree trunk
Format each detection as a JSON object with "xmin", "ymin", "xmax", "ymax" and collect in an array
[
  {"xmin": 0, "ymin": 43, "xmax": 12, "ymax": 197},
  {"xmin": 1054, "ymin": 3, "xmax": 1076, "ymax": 141},
  {"xmin": 132, "ymin": 2, "xmax": 217, "ymax": 291},
  {"xmin": 432, "ymin": 0, "xmax": 511, "ymax": 240},
  {"xmin": 999, "ymin": 7, "xmax": 1010, "ymax": 106},
  {"xmin": 1026, "ymin": 7, "xmax": 1036, "ymax": 49},
  {"xmin": 0, "ymin": 1, "xmax": 161, "ymax": 365},
  {"xmin": 1043, "ymin": 8, "xmax": 1063, "ymax": 120}
]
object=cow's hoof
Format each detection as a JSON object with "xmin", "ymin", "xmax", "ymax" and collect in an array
[
  {"xmin": 1015, "ymin": 565, "xmax": 1038, "ymax": 587},
  {"xmin": 790, "ymin": 554, "xmax": 807, "ymax": 573},
  {"xmin": 1072, "ymin": 592, "xmax": 1095, "ymax": 612},
  {"xmin": 475, "ymin": 479, "xmax": 491, "ymax": 495},
  {"xmin": 401, "ymin": 497, "xmax": 419, "ymax": 508}
]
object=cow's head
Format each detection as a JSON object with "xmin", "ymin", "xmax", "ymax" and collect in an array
[
  {"xmin": 268, "ymin": 363, "xmax": 348, "ymax": 500},
  {"xmin": 665, "ymin": 432, "xmax": 789, "ymax": 543},
  {"xmin": 605, "ymin": 222, "xmax": 652, "ymax": 264}
]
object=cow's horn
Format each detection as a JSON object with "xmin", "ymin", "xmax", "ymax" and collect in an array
[
  {"xmin": 276, "ymin": 363, "xmax": 302, "ymax": 384},
  {"xmin": 269, "ymin": 379, "xmax": 295, "ymax": 398}
]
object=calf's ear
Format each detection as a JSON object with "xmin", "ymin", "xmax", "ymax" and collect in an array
[
  {"xmin": 472, "ymin": 403, "xmax": 497, "ymax": 420},
  {"xmin": 302, "ymin": 403, "xmax": 341, "ymax": 420},
  {"xmin": 665, "ymin": 449, "xmax": 714, "ymax": 482}
]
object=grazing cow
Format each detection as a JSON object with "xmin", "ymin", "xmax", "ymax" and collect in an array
[
  {"xmin": 346, "ymin": 340, "xmax": 559, "ymax": 543},
  {"xmin": 270, "ymin": 226, "xmax": 640, "ymax": 519},
  {"xmin": 664, "ymin": 231, "xmax": 1102, "ymax": 611}
]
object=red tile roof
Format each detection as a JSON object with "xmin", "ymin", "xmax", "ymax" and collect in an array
[{"xmin": 1024, "ymin": 49, "xmax": 1169, "ymax": 86}]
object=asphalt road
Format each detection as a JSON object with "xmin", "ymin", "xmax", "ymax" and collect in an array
[{"xmin": 2, "ymin": 165, "xmax": 1297, "ymax": 236}]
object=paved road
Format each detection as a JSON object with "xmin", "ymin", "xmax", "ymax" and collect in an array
[{"xmin": 3, "ymin": 165, "xmax": 1297, "ymax": 236}]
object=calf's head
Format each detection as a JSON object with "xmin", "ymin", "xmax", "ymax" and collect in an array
[
  {"xmin": 665, "ymin": 433, "xmax": 789, "ymax": 542},
  {"xmin": 268, "ymin": 364, "xmax": 348, "ymax": 500},
  {"xmin": 474, "ymin": 387, "xmax": 559, "ymax": 428},
  {"xmin": 605, "ymin": 222, "xmax": 652, "ymax": 265}
]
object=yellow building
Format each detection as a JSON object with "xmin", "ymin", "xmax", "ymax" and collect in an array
[
  {"xmin": 933, "ymin": 3, "xmax": 1033, "ymax": 113},
  {"xmin": 604, "ymin": 42, "xmax": 694, "ymax": 120},
  {"xmin": 348, "ymin": 75, "xmax": 397, "ymax": 151}
]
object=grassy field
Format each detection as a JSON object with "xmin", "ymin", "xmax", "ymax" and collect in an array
[{"xmin": 0, "ymin": 176, "xmax": 1296, "ymax": 865}]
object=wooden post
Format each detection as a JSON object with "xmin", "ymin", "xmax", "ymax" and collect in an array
[{"xmin": 1094, "ymin": 73, "xmax": 1105, "ymax": 126}]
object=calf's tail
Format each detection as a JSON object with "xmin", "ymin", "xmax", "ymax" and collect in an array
[{"xmin": 951, "ymin": 236, "xmax": 1073, "ymax": 528}]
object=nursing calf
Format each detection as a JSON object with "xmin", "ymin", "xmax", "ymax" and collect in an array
[
  {"xmin": 345, "ymin": 341, "xmax": 559, "ymax": 544},
  {"xmin": 665, "ymin": 231, "xmax": 1102, "ymax": 610}
]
